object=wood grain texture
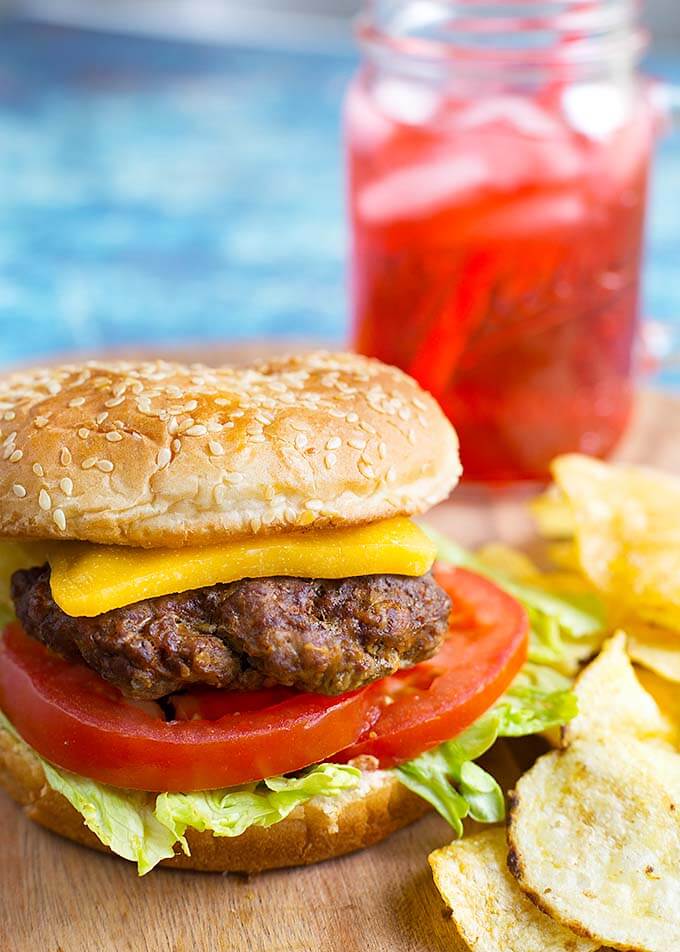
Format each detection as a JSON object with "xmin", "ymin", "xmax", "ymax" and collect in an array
[{"xmin": 1, "ymin": 342, "xmax": 676, "ymax": 952}]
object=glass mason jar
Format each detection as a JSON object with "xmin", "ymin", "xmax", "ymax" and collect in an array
[{"xmin": 346, "ymin": 0, "xmax": 659, "ymax": 481}]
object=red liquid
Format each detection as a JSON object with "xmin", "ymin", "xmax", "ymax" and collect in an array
[{"xmin": 347, "ymin": 72, "xmax": 655, "ymax": 480}]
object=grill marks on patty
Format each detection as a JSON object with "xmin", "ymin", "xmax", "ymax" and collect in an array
[{"xmin": 11, "ymin": 567, "xmax": 451, "ymax": 701}]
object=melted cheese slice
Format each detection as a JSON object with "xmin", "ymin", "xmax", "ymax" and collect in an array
[{"xmin": 42, "ymin": 517, "xmax": 436, "ymax": 617}]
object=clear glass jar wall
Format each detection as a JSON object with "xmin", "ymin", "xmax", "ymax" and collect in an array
[{"xmin": 346, "ymin": 0, "xmax": 657, "ymax": 480}]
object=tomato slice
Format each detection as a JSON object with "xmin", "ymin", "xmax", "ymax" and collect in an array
[
  {"xmin": 0, "ymin": 624, "xmax": 377, "ymax": 791},
  {"xmin": 337, "ymin": 566, "xmax": 528, "ymax": 765},
  {"xmin": 0, "ymin": 566, "xmax": 528, "ymax": 791}
]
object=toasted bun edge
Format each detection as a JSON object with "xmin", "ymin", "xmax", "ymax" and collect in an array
[{"xmin": 0, "ymin": 723, "xmax": 430, "ymax": 873}]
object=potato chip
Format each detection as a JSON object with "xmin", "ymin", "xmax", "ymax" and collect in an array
[
  {"xmin": 626, "ymin": 620, "xmax": 680, "ymax": 684},
  {"xmin": 636, "ymin": 667, "xmax": 680, "ymax": 745},
  {"xmin": 531, "ymin": 486, "xmax": 574, "ymax": 539},
  {"xmin": 546, "ymin": 541, "xmax": 580, "ymax": 573},
  {"xmin": 475, "ymin": 542, "xmax": 591, "ymax": 597},
  {"xmin": 474, "ymin": 544, "xmax": 539, "ymax": 581},
  {"xmin": 552, "ymin": 454, "xmax": 680, "ymax": 632},
  {"xmin": 429, "ymin": 828, "xmax": 599, "ymax": 952},
  {"xmin": 508, "ymin": 736, "xmax": 680, "ymax": 952},
  {"xmin": 563, "ymin": 633, "xmax": 675, "ymax": 747}
]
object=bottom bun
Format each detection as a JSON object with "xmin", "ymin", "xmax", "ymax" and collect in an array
[{"xmin": 0, "ymin": 724, "xmax": 430, "ymax": 873}]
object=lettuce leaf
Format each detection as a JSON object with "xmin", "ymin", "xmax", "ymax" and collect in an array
[
  {"xmin": 396, "ymin": 715, "xmax": 504, "ymax": 835},
  {"xmin": 41, "ymin": 761, "xmax": 178, "ymax": 875},
  {"xmin": 0, "ymin": 710, "xmax": 360, "ymax": 875},
  {"xmin": 155, "ymin": 763, "xmax": 360, "ymax": 850},
  {"xmin": 396, "ymin": 661, "xmax": 575, "ymax": 832}
]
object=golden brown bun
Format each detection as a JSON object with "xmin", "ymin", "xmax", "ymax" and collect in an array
[
  {"xmin": 0, "ymin": 352, "xmax": 460, "ymax": 547},
  {"xmin": 0, "ymin": 725, "xmax": 430, "ymax": 873}
]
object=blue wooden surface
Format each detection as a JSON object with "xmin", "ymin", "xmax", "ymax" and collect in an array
[{"xmin": 0, "ymin": 19, "xmax": 678, "ymax": 384}]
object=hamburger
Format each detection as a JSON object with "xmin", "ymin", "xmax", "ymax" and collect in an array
[{"xmin": 0, "ymin": 352, "xmax": 569, "ymax": 875}]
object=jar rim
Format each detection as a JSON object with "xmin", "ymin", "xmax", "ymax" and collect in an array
[{"xmin": 356, "ymin": 1, "xmax": 648, "ymax": 79}]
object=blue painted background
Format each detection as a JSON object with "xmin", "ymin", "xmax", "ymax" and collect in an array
[{"xmin": 0, "ymin": 20, "xmax": 678, "ymax": 382}]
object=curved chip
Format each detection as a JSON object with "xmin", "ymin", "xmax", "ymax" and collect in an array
[
  {"xmin": 531, "ymin": 486, "xmax": 575, "ymax": 540},
  {"xmin": 627, "ymin": 621, "xmax": 680, "ymax": 684},
  {"xmin": 563, "ymin": 633, "xmax": 675, "ymax": 746},
  {"xmin": 636, "ymin": 667, "xmax": 680, "ymax": 746},
  {"xmin": 552, "ymin": 454, "xmax": 680, "ymax": 631},
  {"xmin": 508, "ymin": 736, "xmax": 680, "ymax": 952},
  {"xmin": 429, "ymin": 828, "xmax": 599, "ymax": 952}
]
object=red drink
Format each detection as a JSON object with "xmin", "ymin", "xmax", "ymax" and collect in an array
[{"xmin": 347, "ymin": 6, "xmax": 656, "ymax": 480}]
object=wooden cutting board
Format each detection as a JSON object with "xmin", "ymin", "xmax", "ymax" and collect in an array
[{"xmin": 2, "ymin": 343, "xmax": 677, "ymax": 952}]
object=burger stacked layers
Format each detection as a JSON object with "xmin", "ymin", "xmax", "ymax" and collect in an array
[{"xmin": 0, "ymin": 353, "xmax": 531, "ymax": 873}]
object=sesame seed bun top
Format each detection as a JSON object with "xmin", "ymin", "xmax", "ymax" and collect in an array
[{"xmin": 0, "ymin": 352, "xmax": 461, "ymax": 547}]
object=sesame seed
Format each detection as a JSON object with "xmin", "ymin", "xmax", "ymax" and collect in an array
[
  {"xmin": 156, "ymin": 448, "xmax": 172, "ymax": 468},
  {"xmin": 46, "ymin": 381, "xmax": 61, "ymax": 395},
  {"xmin": 208, "ymin": 440, "xmax": 224, "ymax": 456},
  {"xmin": 60, "ymin": 447, "xmax": 72, "ymax": 466},
  {"xmin": 95, "ymin": 412, "xmax": 109, "ymax": 425},
  {"xmin": 184, "ymin": 400, "xmax": 199, "ymax": 412},
  {"xmin": 326, "ymin": 437, "xmax": 341, "ymax": 450},
  {"xmin": 249, "ymin": 434, "xmax": 266, "ymax": 444},
  {"xmin": 172, "ymin": 438, "xmax": 181, "ymax": 454},
  {"xmin": 249, "ymin": 515, "xmax": 262, "ymax": 534},
  {"xmin": 358, "ymin": 461, "xmax": 376, "ymax": 480},
  {"xmin": 78, "ymin": 428, "xmax": 90, "ymax": 440},
  {"xmin": 185, "ymin": 424, "xmax": 208, "ymax": 437},
  {"xmin": 12, "ymin": 484, "xmax": 26, "ymax": 498},
  {"xmin": 348, "ymin": 438, "xmax": 367, "ymax": 450},
  {"xmin": 224, "ymin": 472, "xmax": 244, "ymax": 484},
  {"xmin": 324, "ymin": 452, "xmax": 337, "ymax": 469},
  {"xmin": 378, "ymin": 441, "xmax": 387, "ymax": 460},
  {"xmin": 214, "ymin": 398, "xmax": 230, "ymax": 407},
  {"xmin": 294, "ymin": 433, "xmax": 308, "ymax": 451},
  {"xmin": 2, "ymin": 444, "xmax": 14, "ymax": 460},
  {"xmin": 3, "ymin": 410, "xmax": 15, "ymax": 421},
  {"xmin": 407, "ymin": 428, "xmax": 417, "ymax": 445},
  {"xmin": 398, "ymin": 407, "xmax": 411, "ymax": 422},
  {"xmin": 206, "ymin": 421, "xmax": 223, "ymax": 434},
  {"xmin": 177, "ymin": 418, "xmax": 195, "ymax": 434},
  {"xmin": 53, "ymin": 508, "xmax": 66, "ymax": 531},
  {"xmin": 82, "ymin": 457, "xmax": 97, "ymax": 470},
  {"xmin": 167, "ymin": 417, "xmax": 179, "ymax": 435},
  {"xmin": 3, "ymin": 432, "xmax": 17, "ymax": 447},
  {"xmin": 305, "ymin": 499, "xmax": 324, "ymax": 512},
  {"xmin": 96, "ymin": 459, "xmax": 114, "ymax": 473},
  {"xmin": 60, "ymin": 477, "xmax": 73, "ymax": 496},
  {"xmin": 345, "ymin": 412, "xmax": 359, "ymax": 424},
  {"xmin": 386, "ymin": 465, "xmax": 397, "ymax": 482},
  {"xmin": 104, "ymin": 396, "xmax": 125, "ymax": 408},
  {"xmin": 32, "ymin": 463, "xmax": 44, "ymax": 477},
  {"xmin": 38, "ymin": 489, "xmax": 52, "ymax": 511},
  {"xmin": 68, "ymin": 397, "xmax": 86, "ymax": 408},
  {"xmin": 359, "ymin": 421, "xmax": 377, "ymax": 434},
  {"xmin": 34, "ymin": 417, "xmax": 49, "ymax": 429},
  {"xmin": 9, "ymin": 449, "xmax": 23, "ymax": 463},
  {"xmin": 105, "ymin": 431, "xmax": 123, "ymax": 442},
  {"xmin": 412, "ymin": 397, "xmax": 428, "ymax": 411}
]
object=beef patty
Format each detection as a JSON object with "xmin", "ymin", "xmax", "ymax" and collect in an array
[{"xmin": 11, "ymin": 567, "xmax": 451, "ymax": 700}]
